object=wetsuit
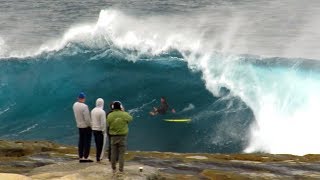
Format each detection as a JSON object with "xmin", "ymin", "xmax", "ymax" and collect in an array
[{"xmin": 156, "ymin": 102, "xmax": 169, "ymax": 114}]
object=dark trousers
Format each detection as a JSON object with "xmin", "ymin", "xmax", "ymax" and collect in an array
[
  {"xmin": 78, "ymin": 127, "xmax": 92, "ymax": 159},
  {"xmin": 111, "ymin": 136, "xmax": 127, "ymax": 172},
  {"xmin": 93, "ymin": 130, "xmax": 103, "ymax": 161}
]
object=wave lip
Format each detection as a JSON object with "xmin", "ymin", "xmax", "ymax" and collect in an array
[{"xmin": 2, "ymin": 9, "xmax": 205, "ymax": 59}]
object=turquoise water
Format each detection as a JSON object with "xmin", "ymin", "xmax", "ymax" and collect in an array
[{"xmin": 0, "ymin": 48, "xmax": 252, "ymax": 153}]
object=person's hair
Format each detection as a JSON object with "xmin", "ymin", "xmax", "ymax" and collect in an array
[{"xmin": 113, "ymin": 101, "xmax": 122, "ymax": 110}]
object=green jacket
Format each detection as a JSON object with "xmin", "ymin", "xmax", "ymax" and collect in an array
[{"xmin": 107, "ymin": 110, "xmax": 133, "ymax": 136}]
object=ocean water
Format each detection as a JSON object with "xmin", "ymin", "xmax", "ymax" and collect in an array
[{"xmin": 1, "ymin": 0, "xmax": 320, "ymax": 155}]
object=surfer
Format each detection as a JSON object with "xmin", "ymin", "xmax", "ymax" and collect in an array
[
  {"xmin": 150, "ymin": 97, "xmax": 176, "ymax": 116},
  {"xmin": 91, "ymin": 98, "xmax": 106, "ymax": 162},
  {"xmin": 107, "ymin": 101, "xmax": 133, "ymax": 175},
  {"xmin": 72, "ymin": 92, "xmax": 93, "ymax": 163}
]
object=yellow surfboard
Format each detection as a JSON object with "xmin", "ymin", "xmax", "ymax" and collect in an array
[{"xmin": 164, "ymin": 119, "xmax": 191, "ymax": 122}]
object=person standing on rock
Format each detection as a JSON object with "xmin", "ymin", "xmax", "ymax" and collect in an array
[
  {"xmin": 91, "ymin": 98, "xmax": 106, "ymax": 162},
  {"xmin": 106, "ymin": 101, "xmax": 118, "ymax": 162},
  {"xmin": 107, "ymin": 101, "xmax": 133, "ymax": 175},
  {"xmin": 72, "ymin": 92, "xmax": 93, "ymax": 163}
]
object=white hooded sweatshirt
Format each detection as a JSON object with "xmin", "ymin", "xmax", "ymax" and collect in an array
[{"xmin": 91, "ymin": 98, "xmax": 106, "ymax": 132}]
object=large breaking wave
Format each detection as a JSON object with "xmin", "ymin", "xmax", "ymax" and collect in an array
[{"xmin": 1, "ymin": 9, "xmax": 320, "ymax": 155}]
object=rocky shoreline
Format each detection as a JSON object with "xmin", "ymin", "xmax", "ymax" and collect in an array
[{"xmin": 0, "ymin": 140, "xmax": 320, "ymax": 179}]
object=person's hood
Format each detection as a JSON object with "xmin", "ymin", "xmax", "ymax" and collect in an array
[{"xmin": 96, "ymin": 98, "xmax": 104, "ymax": 109}]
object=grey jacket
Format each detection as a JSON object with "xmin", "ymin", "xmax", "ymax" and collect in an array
[{"xmin": 73, "ymin": 102, "xmax": 91, "ymax": 128}]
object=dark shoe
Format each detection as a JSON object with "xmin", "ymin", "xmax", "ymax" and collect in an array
[{"xmin": 79, "ymin": 159, "xmax": 94, "ymax": 163}]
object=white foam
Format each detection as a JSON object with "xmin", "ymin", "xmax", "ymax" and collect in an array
[
  {"xmin": 243, "ymin": 74, "xmax": 320, "ymax": 155},
  {"xmin": 181, "ymin": 104, "xmax": 195, "ymax": 112},
  {"xmin": 3, "ymin": 0, "xmax": 320, "ymax": 60},
  {"xmin": 1, "ymin": 9, "xmax": 206, "ymax": 58},
  {"xmin": 0, "ymin": 107, "xmax": 10, "ymax": 116},
  {"xmin": 189, "ymin": 52, "xmax": 320, "ymax": 155},
  {"xmin": 18, "ymin": 124, "xmax": 38, "ymax": 134},
  {"xmin": 128, "ymin": 99, "xmax": 156, "ymax": 115}
]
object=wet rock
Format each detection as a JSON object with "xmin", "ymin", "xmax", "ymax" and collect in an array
[
  {"xmin": 29, "ymin": 161, "xmax": 158, "ymax": 180},
  {"xmin": 0, "ymin": 140, "xmax": 59, "ymax": 157},
  {"xmin": 1, "ymin": 140, "xmax": 320, "ymax": 179},
  {"xmin": 0, "ymin": 140, "xmax": 77, "ymax": 174}
]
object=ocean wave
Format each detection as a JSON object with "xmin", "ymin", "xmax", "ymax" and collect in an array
[
  {"xmin": 1, "ymin": 8, "xmax": 320, "ymax": 155},
  {"xmin": 2, "ymin": 35, "xmax": 320, "ymax": 155},
  {"xmin": 0, "ymin": 9, "xmax": 204, "ymax": 59},
  {"xmin": 197, "ymin": 53, "xmax": 320, "ymax": 155}
]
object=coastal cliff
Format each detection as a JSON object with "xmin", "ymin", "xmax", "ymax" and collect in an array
[{"xmin": 0, "ymin": 140, "xmax": 320, "ymax": 179}]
